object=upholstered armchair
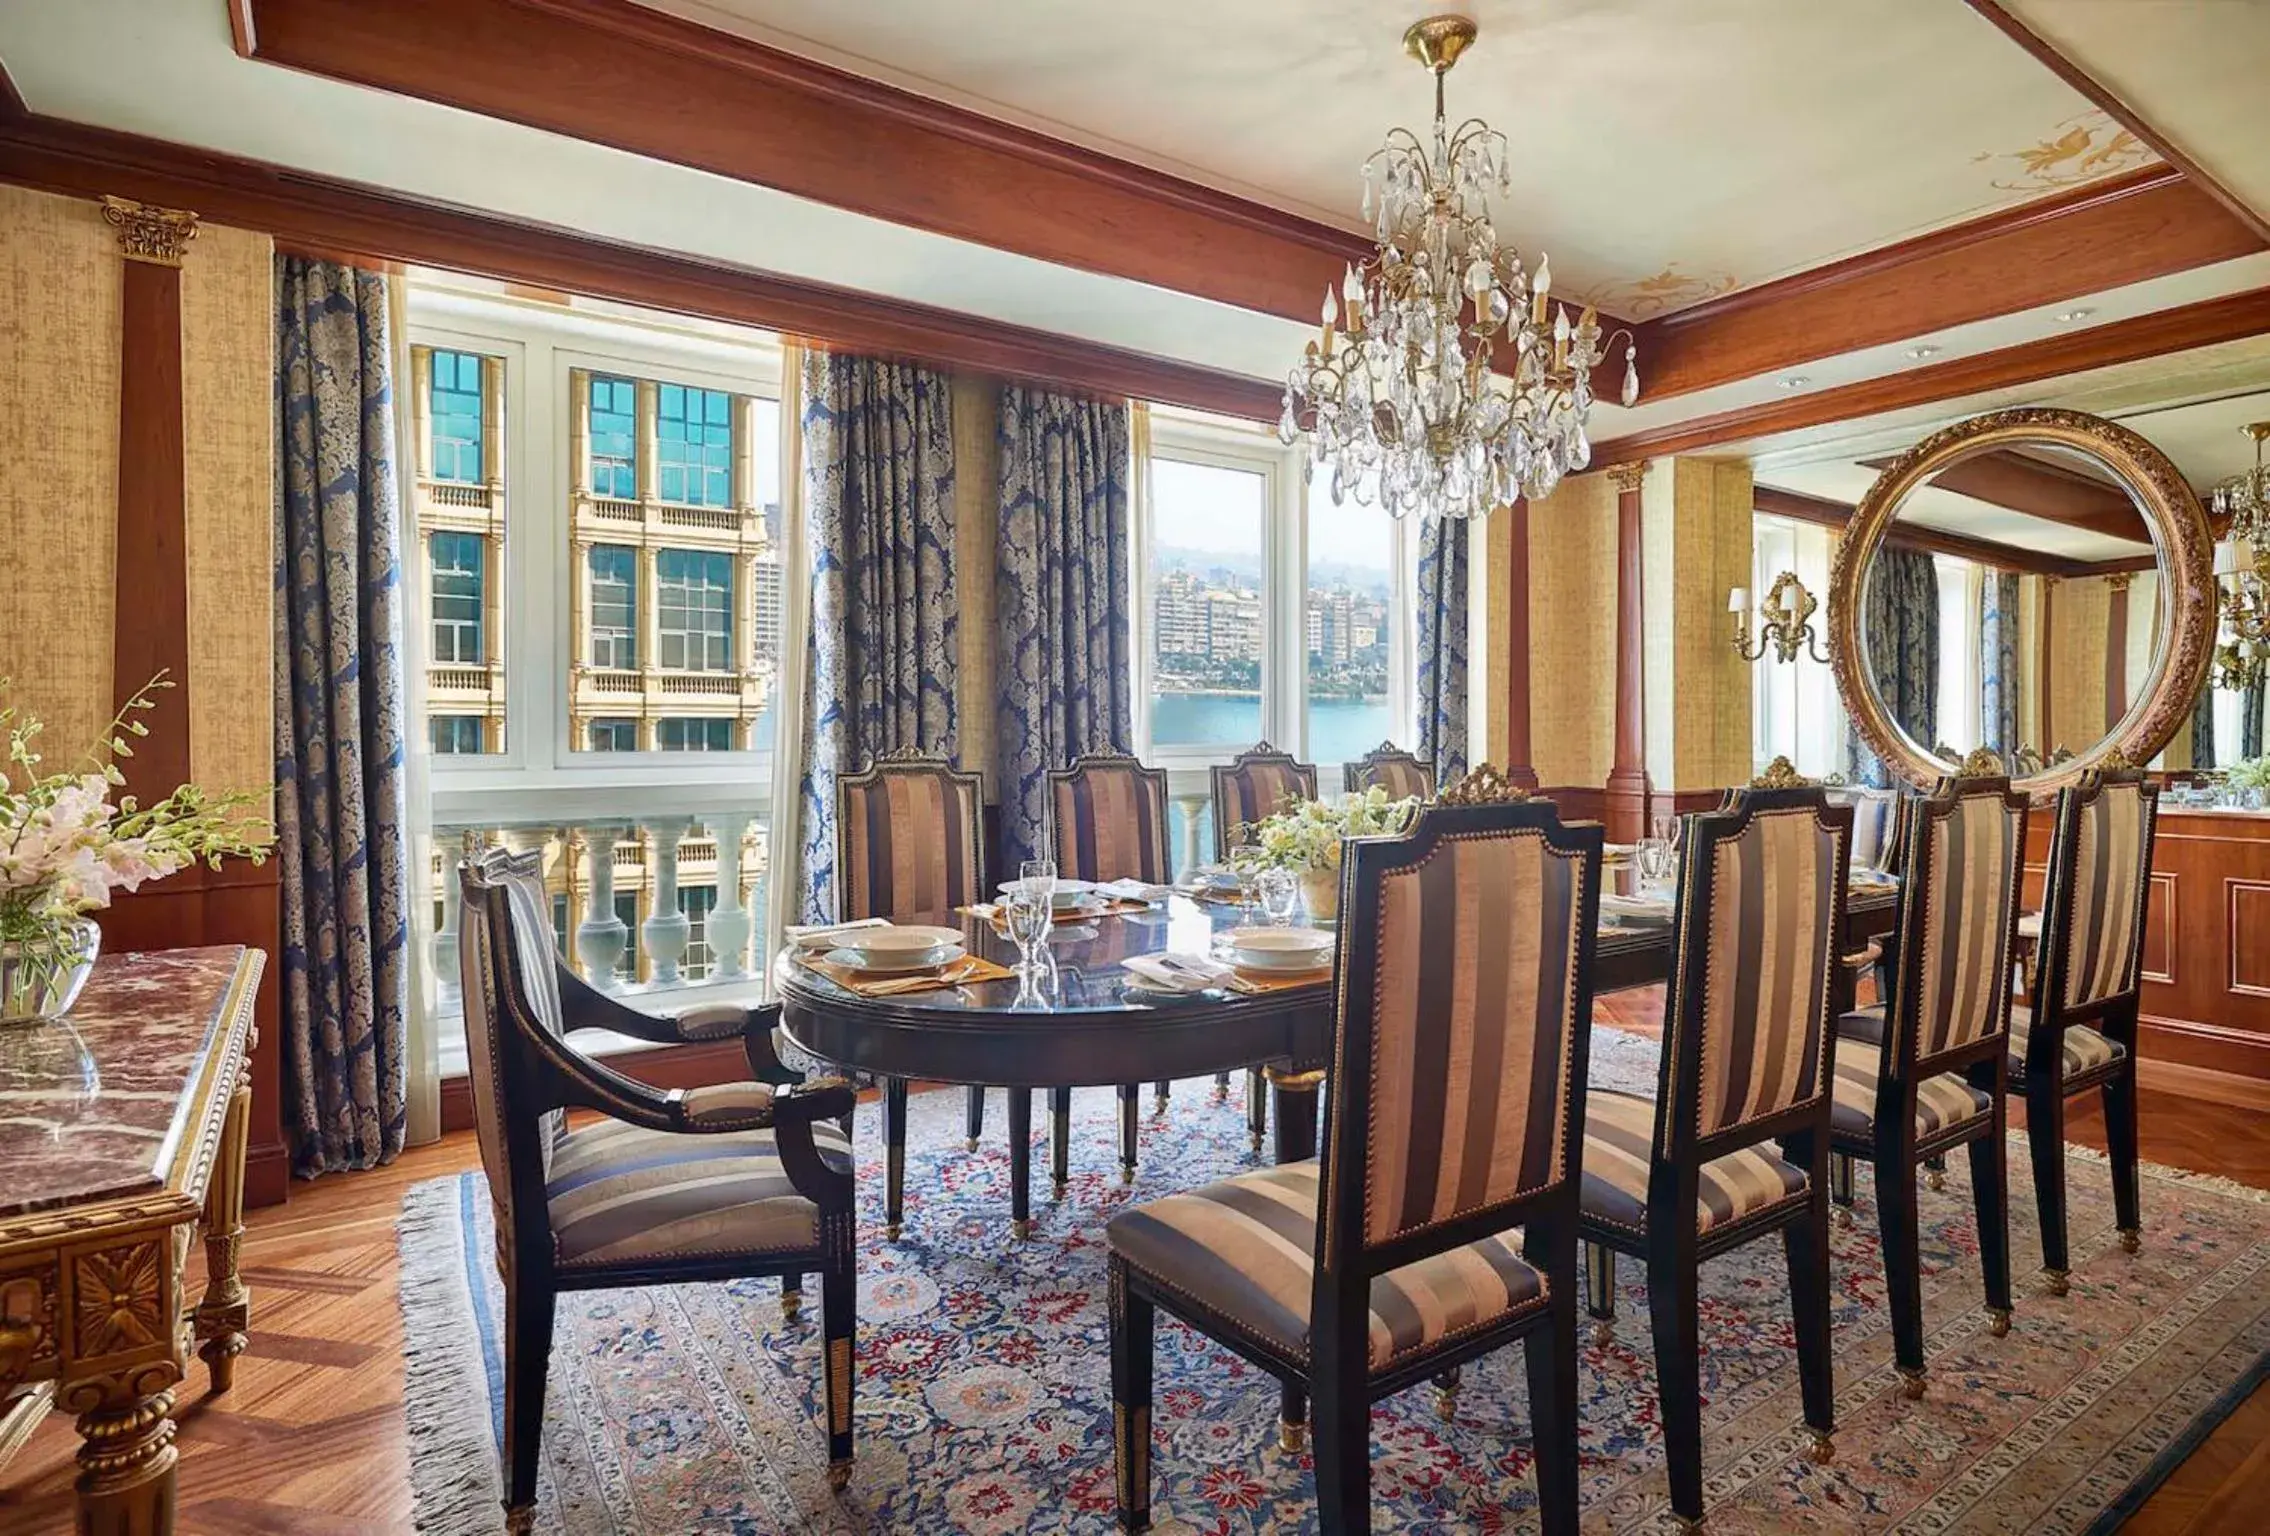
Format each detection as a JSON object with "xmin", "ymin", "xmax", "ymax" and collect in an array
[
  {"xmin": 2013, "ymin": 765, "xmax": 2157, "ymax": 1293},
  {"xmin": 1830, "ymin": 773, "xmax": 2028, "ymax": 1396},
  {"xmin": 1580, "ymin": 783, "xmax": 1851, "ymax": 1528},
  {"xmin": 1048, "ymin": 751, "xmax": 1174, "ymax": 1179},
  {"xmin": 1342, "ymin": 740, "xmax": 1434, "ymax": 800},
  {"xmin": 1207, "ymin": 742, "xmax": 1319, "ymax": 1134},
  {"xmin": 1105, "ymin": 780, "xmax": 1601, "ymax": 1534},
  {"xmin": 835, "ymin": 750, "xmax": 990, "ymax": 1236},
  {"xmin": 458, "ymin": 849, "xmax": 860, "ymax": 1529}
]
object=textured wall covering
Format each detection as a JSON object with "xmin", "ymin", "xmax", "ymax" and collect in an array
[
  {"xmin": 1525, "ymin": 471, "xmax": 1617, "ymax": 787},
  {"xmin": 0, "ymin": 186, "xmax": 272, "ymax": 796},
  {"xmin": 1640, "ymin": 459, "xmax": 1753, "ymax": 792},
  {"xmin": 2047, "ymin": 575, "xmax": 2111, "ymax": 755}
]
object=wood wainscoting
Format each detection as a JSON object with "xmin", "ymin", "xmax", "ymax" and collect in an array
[{"xmin": 2024, "ymin": 806, "xmax": 2270, "ymax": 1105}]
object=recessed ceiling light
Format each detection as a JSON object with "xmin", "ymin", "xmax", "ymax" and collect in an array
[
  {"xmin": 2053, "ymin": 307, "xmax": 2095, "ymax": 324},
  {"xmin": 1777, "ymin": 375, "xmax": 1810, "ymax": 389},
  {"xmin": 1906, "ymin": 344, "xmax": 1941, "ymax": 360}
]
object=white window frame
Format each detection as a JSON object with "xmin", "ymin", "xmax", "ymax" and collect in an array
[
  {"xmin": 1133, "ymin": 412, "xmax": 1417, "ymax": 781},
  {"xmin": 1749, "ymin": 515, "xmax": 1845, "ymax": 778}
]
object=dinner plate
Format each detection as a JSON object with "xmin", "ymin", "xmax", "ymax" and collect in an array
[
  {"xmin": 997, "ymin": 878, "xmax": 1097, "ymax": 910},
  {"xmin": 1225, "ymin": 927, "xmax": 1335, "ymax": 971},
  {"xmin": 836, "ymin": 924, "xmax": 965, "ymax": 958},
  {"xmin": 824, "ymin": 941, "xmax": 966, "ymax": 976}
]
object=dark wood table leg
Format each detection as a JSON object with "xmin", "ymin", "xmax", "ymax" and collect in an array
[
  {"xmin": 1050, "ymin": 1087, "xmax": 1072, "ymax": 1200},
  {"xmin": 1117, "ymin": 1084, "xmax": 1140, "ymax": 1184},
  {"xmin": 1267, "ymin": 1067, "xmax": 1324, "ymax": 1166},
  {"xmin": 884, "ymin": 1076, "xmax": 909, "ymax": 1240},
  {"xmin": 1008, "ymin": 1088, "xmax": 1033, "ymax": 1239}
]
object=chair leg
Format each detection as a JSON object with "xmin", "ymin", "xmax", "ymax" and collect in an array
[
  {"xmin": 1830, "ymin": 1149, "xmax": 1857, "ymax": 1227},
  {"xmin": 1923, "ymin": 1153, "xmax": 1947, "ymax": 1192},
  {"xmin": 1645, "ymin": 1244, "xmax": 1705, "ymax": 1526},
  {"xmin": 1118, "ymin": 1084, "xmax": 1140, "ymax": 1184},
  {"xmin": 1051, "ymin": 1087, "xmax": 1072, "ymax": 1200},
  {"xmin": 821, "ymin": 1244, "xmax": 856, "ymax": 1489},
  {"xmin": 2103, "ymin": 1057, "xmax": 2143, "ymax": 1254},
  {"xmin": 1008, "ymin": 1088, "xmax": 1033, "ymax": 1239},
  {"xmin": 1109, "ymin": 1263, "xmax": 1154, "ymax": 1533},
  {"xmin": 502, "ymin": 1277, "xmax": 555, "ymax": 1528},
  {"xmin": 965, "ymin": 1085, "xmax": 986, "ymax": 1152},
  {"xmin": 1278, "ymin": 1381, "xmax": 1308, "ymax": 1453},
  {"xmin": 1213, "ymin": 1070, "xmax": 1231, "ymax": 1101},
  {"xmin": 1246, "ymin": 1067, "xmax": 1267, "ymax": 1154},
  {"xmin": 1310, "ymin": 1368, "xmax": 1370, "ymax": 1533},
  {"xmin": 1153, "ymin": 1079, "xmax": 1171, "ymax": 1116},
  {"xmin": 1527, "ymin": 1230, "xmax": 1583, "ymax": 1536},
  {"xmin": 2025, "ymin": 1077, "xmax": 2072, "ymax": 1292},
  {"xmin": 1875, "ymin": 1148, "xmax": 1926, "ymax": 1395},
  {"xmin": 884, "ymin": 1077, "xmax": 909, "ymax": 1241},
  {"xmin": 1968, "ymin": 1122, "xmax": 2013, "ymax": 1336},
  {"xmin": 1783, "ymin": 1181, "xmax": 1838, "ymax": 1451},
  {"xmin": 781, "ymin": 1271, "xmax": 803, "ymax": 1323},
  {"xmin": 1584, "ymin": 1241, "xmax": 1617, "ymax": 1347}
]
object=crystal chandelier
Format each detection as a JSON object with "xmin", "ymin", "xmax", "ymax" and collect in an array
[
  {"xmin": 2210, "ymin": 420, "xmax": 2270, "ymax": 569},
  {"xmin": 1280, "ymin": 15, "xmax": 1638, "ymax": 521},
  {"xmin": 2214, "ymin": 542, "xmax": 2268, "ymax": 692}
]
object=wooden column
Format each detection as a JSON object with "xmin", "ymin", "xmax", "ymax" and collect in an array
[
  {"xmin": 2039, "ymin": 577, "xmax": 2058, "ymax": 751},
  {"xmin": 1502, "ymin": 497, "xmax": 1538, "ymax": 790},
  {"xmin": 2106, "ymin": 571, "xmax": 2132, "ymax": 728},
  {"xmin": 1604, "ymin": 461, "xmax": 1651, "ymax": 841},
  {"xmin": 102, "ymin": 196, "xmax": 198, "ymax": 797}
]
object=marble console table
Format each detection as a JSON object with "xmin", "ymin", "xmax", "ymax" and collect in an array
[{"xmin": 0, "ymin": 946, "xmax": 262, "ymax": 1535}]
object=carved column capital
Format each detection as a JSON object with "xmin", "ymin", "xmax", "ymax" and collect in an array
[
  {"xmin": 100, "ymin": 196, "xmax": 200, "ymax": 267},
  {"xmin": 1606, "ymin": 461, "xmax": 1650, "ymax": 495}
]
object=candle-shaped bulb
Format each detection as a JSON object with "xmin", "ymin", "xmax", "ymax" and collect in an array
[
  {"xmin": 1533, "ymin": 255, "xmax": 1551, "ymax": 297},
  {"xmin": 1322, "ymin": 286, "xmax": 1339, "ymax": 326}
]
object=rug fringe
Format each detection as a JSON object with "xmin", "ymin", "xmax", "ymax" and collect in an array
[{"xmin": 399, "ymin": 1176, "xmax": 510, "ymax": 1536}]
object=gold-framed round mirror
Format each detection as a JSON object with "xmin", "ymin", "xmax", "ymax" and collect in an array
[{"xmin": 1827, "ymin": 407, "xmax": 2217, "ymax": 795}]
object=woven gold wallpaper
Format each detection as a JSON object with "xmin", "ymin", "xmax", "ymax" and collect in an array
[
  {"xmin": 1525, "ymin": 472, "xmax": 1616, "ymax": 787},
  {"xmin": 2046, "ymin": 575, "xmax": 2111, "ymax": 756},
  {"xmin": 1639, "ymin": 457, "xmax": 1754, "ymax": 792},
  {"xmin": 0, "ymin": 186, "xmax": 273, "ymax": 798}
]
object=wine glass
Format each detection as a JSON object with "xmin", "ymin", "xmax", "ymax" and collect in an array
[
  {"xmin": 1256, "ymin": 867, "xmax": 1300, "ymax": 926},
  {"xmin": 1005, "ymin": 858, "xmax": 1057, "ymax": 975},
  {"xmin": 1229, "ymin": 842, "xmax": 1264, "ymax": 907}
]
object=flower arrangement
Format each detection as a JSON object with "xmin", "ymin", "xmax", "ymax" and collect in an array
[
  {"xmin": 2227, "ymin": 755, "xmax": 2270, "ymax": 801},
  {"xmin": 1244, "ymin": 786, "xmax": 1420, "ymax": 874},
  {"xmin": 0, "ymin": 676, "xmax": 273, "ymax": 1020}
]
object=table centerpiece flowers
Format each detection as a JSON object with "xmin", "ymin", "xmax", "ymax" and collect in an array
[
  {"xmin": 1246, "ymin": 787, "xmax": 1419, "ymax": 923},
  {"xmin": 2225, "ymin": 755, "xmax": 2270, "ymax": 810},
  {"xmin": 0, "ymin": 676, "xmax": 272, "ymax": 1022}
]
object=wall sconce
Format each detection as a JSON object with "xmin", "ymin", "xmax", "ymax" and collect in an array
[
  {"xmin": 1730, "ymin": 570, "xmax": 1832, "ymax": 664},
  {"xmin": 2215, "ymin": 539, "xmax": 2269, "ymax": 691}
]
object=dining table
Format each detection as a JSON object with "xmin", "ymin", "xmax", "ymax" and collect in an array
[{"xmin": 773, "ymin": 869, "xmax": 1906, "ymax": 1238}]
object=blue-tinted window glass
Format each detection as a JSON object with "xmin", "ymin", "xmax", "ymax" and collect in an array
[
  {"xmin": 589, "ymin": 374, "xmax": 637, "ymax": 500},
  {"xmin": 657, "ymin": 383, "xmax": 733, "ymax": 507},
  {"xmin": 429, "ymin": 716, "xmax": 483, "ymax": 754},
  {"xmin": 589, "ymin": 544, "xmax": 637, "ymax": 669},
  {"xmin": 656, "ymin": 718, "xmax": 733, "ymax": 751},
  {"xmin": 656, "ymin": 549, "xmax": 733, "ymax": 671},
  {"xmin": 430, "ymin": 531, "xmax": 485, "ymax": 664},
  {"xmin": 429, "ymin": 350, "xmax": 485, "ymax": 483},
  {"xmin": 615, "ymin": 891, "xmax": 640, "ymax": 983},
  {"xmin": 587, "ymin": 719, "xmax": 638, "ymax": 752},
  {"xmin": 682, "ymin": 884, "xmax": 718, "ymax": 979}
]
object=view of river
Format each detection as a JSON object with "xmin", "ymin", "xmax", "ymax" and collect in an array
[{"xmin": 1151, "ymin": 692, "xmax": 1395, "ymax": 767}]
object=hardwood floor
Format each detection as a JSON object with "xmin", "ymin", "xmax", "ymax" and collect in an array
[{"xmin": 3, "ymin": 1029, "xmax": 2264, "ymax": 1533}]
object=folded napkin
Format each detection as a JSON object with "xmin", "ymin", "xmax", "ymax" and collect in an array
[
  {"xmin": 1225, "ymin": 966, "xmax": 1333, "ymax": 995},
  {"xmin": 1096, "ymin": 877, "xmax": 1174, "ymax": 902},
  {"xmin": 1849, "ymin": 868, "xmax": 1901, "ymax": 888},
  {"xmin": 799, "ymin": 951, "xmax": 1013, "ymax": 996},
  {"xmin": 1123, "ymin": 953, "xmax": 1233, "ymax": 992},
  {"xmin": 784, "ymin": 916, "xmax": 892, "ymax": 947},
  {"xmin": 2017, "ymin": 911, "xmax": 2042, "ymax": 941},
  {"xmin": 961, "ymin": 898, "xmax": 1151, "ymax": 927},
  {"xmin": 1600, "ymin": 891, "xmax": 1674, "ymax": 923}
]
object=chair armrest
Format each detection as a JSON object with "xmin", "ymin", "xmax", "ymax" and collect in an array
[
  {"xmin": 555, "ymin": 966, "xmax": 795, "ymax": 1081},
  {"xmin": 1840, "ymin": 940, "xmax": 1883, "ymax": 972},
  {"xmin": 554, "ymin": 962, "xmax": 685, "ymax": 1045},
  {"xmin": 674, "ymin": 1077, "xmax": 853, "ymax": 1131}
]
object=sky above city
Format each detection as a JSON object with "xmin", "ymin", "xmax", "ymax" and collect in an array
[{"xmin": 1152, "ymin": 458, "xmax": 1393, "ymax": 575}]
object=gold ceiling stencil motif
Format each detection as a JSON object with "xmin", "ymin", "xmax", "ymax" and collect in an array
[
  {"xmin": 1973, "ymin": 111, "xmax": 2155, "ymax": 194},
  {"xmin": 1577, "ymin": 264, "xmax": 1739, "ymax": 320}
]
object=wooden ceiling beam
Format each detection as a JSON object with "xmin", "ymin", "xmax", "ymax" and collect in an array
[
  {"xmin": 1754, "ymin": 484, "xmax": 2154, "ymax": 579},
  {"xmin": 1593, "ymin": 284, "xmax": 2270, "ymax": 464},
  {"xmin": 1857, "ymin": 447, "xmax": 2153, "ymax": 545},
  {"xmin": 0, "ymin": 107, "xmax": 1286, "ymax": 422},
  {"xmin": 1961, "ymin": 0, "xmax": 2270, "ymax": 246}
]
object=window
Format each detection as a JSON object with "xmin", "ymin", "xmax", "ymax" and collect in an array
[
  {"xmin": 429, "ymin": 349, "xmax": 485, "ymax": 483},
  {"xmin": 1304, "ymin": 479, "xmax": 1399, "ymax": 765},
  {"xmin": 588, "ymin": 374, "xmax": 637, "ymax": 500},
  {"xmin": 1934, "ymin": 554, "xmax": 1985, "ymax": 754},
  {"xmin": 430, "ymin": 716, "xmax": 484, "ymax": 754},
  {"xmin": 614, "ymin": 891, "xmax": 640, "ymax": 985},
  {"xmin": 586, "ymin": 718, "xmax": 638, "ymax": 752},
  {"xmin": 657, "ymin": 548, "xmax": 733, "ymax": 671},
  {"xmin": 681, "ymin": 884, "xmax": 718, "ymax": 979},
  {"xmin": 588, "ymin": 544, "xmax": 637, "ymax": 669},
  {"xmin": 550, "ymin": 892, "xmax": 570, "ymax": 955},
  {"xmin": 658, "ymin": 384, "xmax": 732, "ymax": 507},
  {"xmin": 429, "ymin": 531, "xmax": 486, "ymax": 665},
  {"xmin": 657, "ymin": 718, "xmax": 733, "ymax": 752},
  {"xmin": 1147, "ymin": 457, "xmax": 1267, "ymax": 748},
  {"xmin": 1748, "ymin": 515, "xmax": 1844, "ymax": 777}
]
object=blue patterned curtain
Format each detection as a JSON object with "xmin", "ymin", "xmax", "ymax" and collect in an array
[
  {"xmin": 2191, "ymin": 681, "xmax": 2218, "ymax": 771},
  {"xmin": 797, "ymin": 352, "xmax": 958, "ymax": 923},
  {"xmin": 995, "ymin": 386, "xmax": 1133, "ymax": 871},
  {"xmin": 273, "ymin": 255, "xmax": 409, "ymax": 1176},
  {"xmin": 1416, "ymin": 516, "xmax": 1470, "ymax": 784},
  {"xmin": 1979, "ymin": 571, "xmax": 2020, "ymax": 756},
  {"xmin": 1851, "ymin": 546, "xmax": 1939, "ymax": 788},
  {"xmin": 2246, "ymin": 679, "xmax": 2267, "ymax": 760}
]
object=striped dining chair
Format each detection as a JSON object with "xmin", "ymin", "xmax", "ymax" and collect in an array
[
  {"xmin": 836, "ymin": 750, "xmax": 988, "ymax": 1237},
  {"xmin": 1580, "ymin": 774, "xmax": 1851, "ymax": 1528},
  {"xmin": 1208, "ymin": 742, "xmax": 1319, "ymax": 1135},
  {"xmin": 1104, "ymin": 771, "xmax": 1601, "ymax": 1535},
  {"xmin": 458, "ymin": 849, "xmax": 860, "ymax": 1527},
  {"xmin": 2013, "ymin": 762, "xmax": 2158, "ymax": 1294},
  {"xmin": 1048, "ymin": 752, "xmax": 1174, "ymax": 1182},
  {"xmin": 1343, "ymin": 740, "xmax": 1435, "ymax": 800},
  {"xmin": 1829, "ymin": 769, "xmax": 2027, "ymax": 1397}
]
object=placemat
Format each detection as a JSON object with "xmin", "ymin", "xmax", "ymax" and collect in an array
[{"xmin": 795, "ymin": 951, "xmax": 1015, "ymax": 997}]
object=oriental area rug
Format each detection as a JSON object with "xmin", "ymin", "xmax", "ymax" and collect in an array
[{"xmin": 401, "ymin": 1029, "xmax": 2270, "ymax": 1534}]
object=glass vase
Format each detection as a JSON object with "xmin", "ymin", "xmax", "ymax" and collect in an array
[
  {"xmin": 0, "ymin": 917, "xmax": 101, "ymax": 1025},
  {"xmin": 1300, "ymin": 868, "xmax": 1340, "ymax": 925}
]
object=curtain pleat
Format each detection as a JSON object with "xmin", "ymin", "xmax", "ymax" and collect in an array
[
  {"xmin": 994, "ymin": 385, "xmax": 1134, "ymax": 872},
  {"xmin": 1851, "ymin": 545, "xmax": 1939, "ymax": 787},
  {"xmin": 1416, "ymin": 516, "xmax": 1470, "ymax": 785},
  {"xmin": 1979, "ymin": 570, "xmax": 2020, "ymax": 757},
  {"xmin": 273, "ymin": 254, "xmax": 409, "ymax": 1176},
  {"xmin": 796, "ymin": 352, "xmax": 958, "ymax": 924}
]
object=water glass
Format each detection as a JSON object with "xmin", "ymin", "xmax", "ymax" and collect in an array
[
  {"xmin": 1229, "ymin": 842, "xmax": 1264, "ymax": 906},
  {"xmin": 1635, "ymin": 837, "xmax": 1674, "ymax": 885},
  {"xmin": 1006, "ymin": 858, "xmax": 1057, "ymax": 972},
  {"xmin": 1256, "ymin": 866, "xmax": 1300, "ymax": 926}
]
